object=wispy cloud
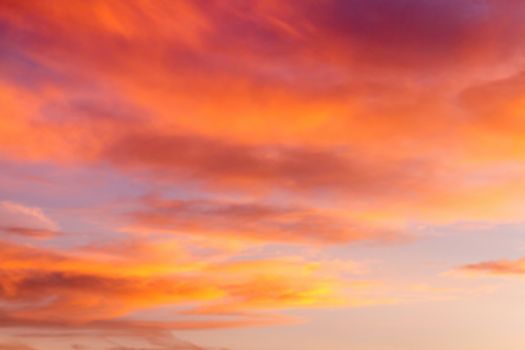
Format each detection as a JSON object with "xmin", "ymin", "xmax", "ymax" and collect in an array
[{"xmin": 459, "ymin": 257, "xmax": 525, "ymax": 276}]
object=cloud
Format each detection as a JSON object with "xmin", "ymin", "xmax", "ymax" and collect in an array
[
  {"xmin": 104, "ymin": 132, "xmax": 433, "ymax": 198},
  {"xmin": 0, "ymin": 238, "xmax": 383, "ymax": 332},
  {"xmin": 102, "ymin": 331, "xmax": 219, "ymax": 350},
  {"xmin": 0, "ymin": 331, "xmax": 218, "ymax": 350},
  {"xmin": 459, "ymin": 70, "xmax": 525, "ymax": 159},
  {"xmin": 0, "ymin": 201, "xmax": 56, "ymax": 230},
  {"xmin": 1, "ymin": 0, "xmax": 525, "ymax": 230},
  {"xmin": 125, "ymin": 195, "xmax": 403, "ymax": 245},
  {"xmin": 282, "ymin": 0, "xmax": 494, "ymax": 69},
  {"xmin": 459, "ymin": 257, "xmax": 525, "ymax": 276},
  {"xmin": 0, "ymin": 344, "xmax": 36, "ymax": 350},
  {"xmin": 1, "ymin": 0, "xmax": 524, "ymax": 161},
  {"xmin": 3, "ymin": 1, "xmax": 525, "ymax": 348},
  {"xmin": 0, "ymin": 201, "xmax": 58, "ymax": 239},
  {"xmin": 0, "ymin": 226, "xmax": 57, "ymax": 239}
]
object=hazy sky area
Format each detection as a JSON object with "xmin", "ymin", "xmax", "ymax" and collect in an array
[{"xmin": 2, "ymin": 1, "xmax": 525, "ymax": 349}]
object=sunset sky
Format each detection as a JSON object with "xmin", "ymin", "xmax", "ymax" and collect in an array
[{"xmin": 2, "ymin": 1, "xmax": 525, "ymax": 349}]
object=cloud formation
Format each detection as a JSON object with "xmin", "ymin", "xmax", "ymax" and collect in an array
[
  {"xmin": 125, "ymin": 195, "xmax": 402, "ymax": 244},
  {"xmin": 460, "ymin": 257, "xmax": 525, "ymax": 276},
  {"xmin": 3, "ymin": 1, "xmax": 525, "ymax": 349},
  {"xmin": 2, "ymin": 0, "xmax": 525, "ymax": 227},
  {"xmin": 0, "ymin": 237, "xmax": 381, "ymax": 333},
  {"xmin": 0, "ymin": 201, "xmax": 58, "ymax": 239}
]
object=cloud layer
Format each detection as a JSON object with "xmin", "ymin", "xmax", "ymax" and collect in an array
[{"xmin": 3, "ymin": 1, "xmax": 525, "ymax": 349}]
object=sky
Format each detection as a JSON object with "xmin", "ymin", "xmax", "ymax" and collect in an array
[{"xmin": 2, "ymin": 0, "xmax": 525, "ymax": 349}]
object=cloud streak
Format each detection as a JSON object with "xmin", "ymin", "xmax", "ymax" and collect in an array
[
  {"xmin": 125, "ymin": 195, "xmax": 403, "ymax": 244},
  {"xmin": 459, "ymin": 257, "xmax": 525, "ymax": 276},
  {"xmin": 0, "ymin": 238, "xmax": 383, "ymax": 335}
]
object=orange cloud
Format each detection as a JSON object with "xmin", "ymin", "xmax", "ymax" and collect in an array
[
  {"xmin": 0, "ymin": 238, "xmax": 382, "ymax": 332},
  {"xmin": 0, "ymin": 344, "xmax": 36, "ymax": 350},
  {"xmin": 2, "ymin": 0, "xmax": 525, "ymax": 231},
  {"xmin": 459, "ymin": 257, "xmax": 525, "ymax": 276}
]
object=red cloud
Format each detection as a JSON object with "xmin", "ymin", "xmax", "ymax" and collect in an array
[
  {"xmin": 104, "ymin": 132, "xmax": 433, "ymax": 198},
  {"xmin": 125, "ymin": 195, "xmax": 403, "ymax": 244}
]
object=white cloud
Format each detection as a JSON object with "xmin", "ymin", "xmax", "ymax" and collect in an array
[{"xmin": 0, "ymin": 201, "xmax": 58, "ymax": 231}]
